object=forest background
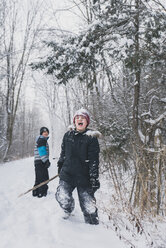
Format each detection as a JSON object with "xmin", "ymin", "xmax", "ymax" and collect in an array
[{"xmin": 0, "ymin": 0, "xmax": 166, "ymax": 223}]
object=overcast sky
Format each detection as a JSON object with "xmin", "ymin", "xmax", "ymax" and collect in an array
[{"xmin": 41, "ymin": 0, "xmax": 84, "ymax": 34}]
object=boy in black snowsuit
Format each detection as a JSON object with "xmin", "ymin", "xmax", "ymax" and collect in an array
[
  {"xmin": 56, "ymin": 109, "xmax": 101, "ymax": 225},
  {"xmin": 32, "ymin": 127, "xmax": 50, "ymax": 198}
]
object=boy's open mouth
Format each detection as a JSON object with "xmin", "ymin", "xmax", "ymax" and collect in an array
[{"xmin": 78, "ymin": 122, "xmax": 83, "ymax": 126}]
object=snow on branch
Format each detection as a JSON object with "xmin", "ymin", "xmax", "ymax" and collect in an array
[{"xmin": 144, "ymin": 111, "xmax": 166, "ymax": 125}]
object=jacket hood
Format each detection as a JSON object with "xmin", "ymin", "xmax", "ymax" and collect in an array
[{"xmin": 68, "ymin": 125, "xmax": 102, "ymax": 138}]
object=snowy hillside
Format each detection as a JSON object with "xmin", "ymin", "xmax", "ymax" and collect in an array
[{"xmin": 0, "ymin": 157, "xmax": 124, "ymax": 248}]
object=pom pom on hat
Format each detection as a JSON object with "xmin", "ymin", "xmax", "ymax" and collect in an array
[{"xmin": 73, "ymin": 108, "xmax": 90, "ymax": 126}]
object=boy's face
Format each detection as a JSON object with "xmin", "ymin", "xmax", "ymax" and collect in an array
[
  {"xmin": 42, "ymin": 131, "xmax": 49, "ymax": 137},
  {"xmin": 75, "ymin": 115, "xmax": 87, "ymax": 131}
]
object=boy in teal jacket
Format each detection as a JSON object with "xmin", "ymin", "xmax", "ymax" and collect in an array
[{"xmin": 32, "ymin": 127, "xmax": 50, "ymax": 198}]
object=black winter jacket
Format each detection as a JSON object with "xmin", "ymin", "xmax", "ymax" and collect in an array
[{"xmin": 58, "ymin": 128, "xmax": 100, "ymax": 187}]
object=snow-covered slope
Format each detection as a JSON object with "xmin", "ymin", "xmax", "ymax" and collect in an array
[{"xmin": 0, "ymin": 157, "xmax": 124, "ymax": 248}]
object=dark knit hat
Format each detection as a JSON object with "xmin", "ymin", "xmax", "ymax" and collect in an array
[
  {"xmin": 73, "ymin": 108, "xmax": 90, "ymax": 126},
  {"xmin": 40, "ymin": 127, "xmax": 49, "ymax": 135}
]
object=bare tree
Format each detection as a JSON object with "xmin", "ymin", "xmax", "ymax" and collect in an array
[{"xmin": 0, "ymin": 0, "xmax": 44, "ymax": 161}]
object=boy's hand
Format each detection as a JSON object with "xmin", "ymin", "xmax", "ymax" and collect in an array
[
  {"xmin": 90, "ymin": 178, "xmax": 100, "ymax": 193},
  {"xmin": 44, "ymin": 160, "xmax": 50, "ymax": 168},
  {"xmin": 57, "ymin": 161, "xmax": 63, "ymax": 174}
]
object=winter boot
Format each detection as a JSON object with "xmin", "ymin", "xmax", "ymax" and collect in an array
[
  {"xmin": 62, "ymin": 211, "xmax": 72, "ymax": 220},
  {"xmin": 37, "ymin": 185, "xmax": 48, "ymax": 198},
  {"xmin": 84, "ymin": 213, "xmax": 99, "ymax": 225},
  {"xmin": 32, "ymin": 188, "xmax": 39, "ymax": 197},
  {"xmin": 38, "ymin": 192, "xmax": 47, "ymax": 198}
]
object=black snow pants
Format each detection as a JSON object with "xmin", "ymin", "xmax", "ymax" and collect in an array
[
  {"xmin": 32, "ymin": 161, "xmax": 49, "ymax": 197},
  {"xmin": 55, "ymin": 180, "xmax": 99, "ymax": 225}
]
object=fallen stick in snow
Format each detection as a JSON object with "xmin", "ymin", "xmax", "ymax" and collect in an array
[{"xmin": 18, "ymin": 174, "xmax": 59, "ymax": 198}]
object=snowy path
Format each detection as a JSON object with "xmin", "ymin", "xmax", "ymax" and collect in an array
[{"xmin": 0, "ymin": 157, "xmax": 125, "ymax": 248}]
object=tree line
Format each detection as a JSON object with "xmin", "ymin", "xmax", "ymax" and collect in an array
[
  {"xmin": 0, "ymin": 0, "xmax": 166, "ymax": 217},
  {"xmin": 31, "ymin": 0, "xmax": 166, "ymax": 216},
  {"xmin": 0, "ymin": 0, "xmax": 50, "ymax": 161}
]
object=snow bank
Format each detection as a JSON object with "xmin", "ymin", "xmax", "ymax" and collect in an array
[{"xmin": 0, "ymin": 158, "xmax": 123, "ymax": 248}]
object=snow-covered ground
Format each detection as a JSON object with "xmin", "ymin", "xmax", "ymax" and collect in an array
[
  {"xmin": 1, "ymin": 157, "xmax": 166, "ymax": 248},
  {"xmin": 0, "ymin": 157, "xmax": 125, "ymax": 248}
]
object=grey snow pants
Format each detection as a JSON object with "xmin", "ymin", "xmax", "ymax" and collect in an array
[{"xmin": 55, "ymin": 180, "xmax": 99, "ymax": 225}]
